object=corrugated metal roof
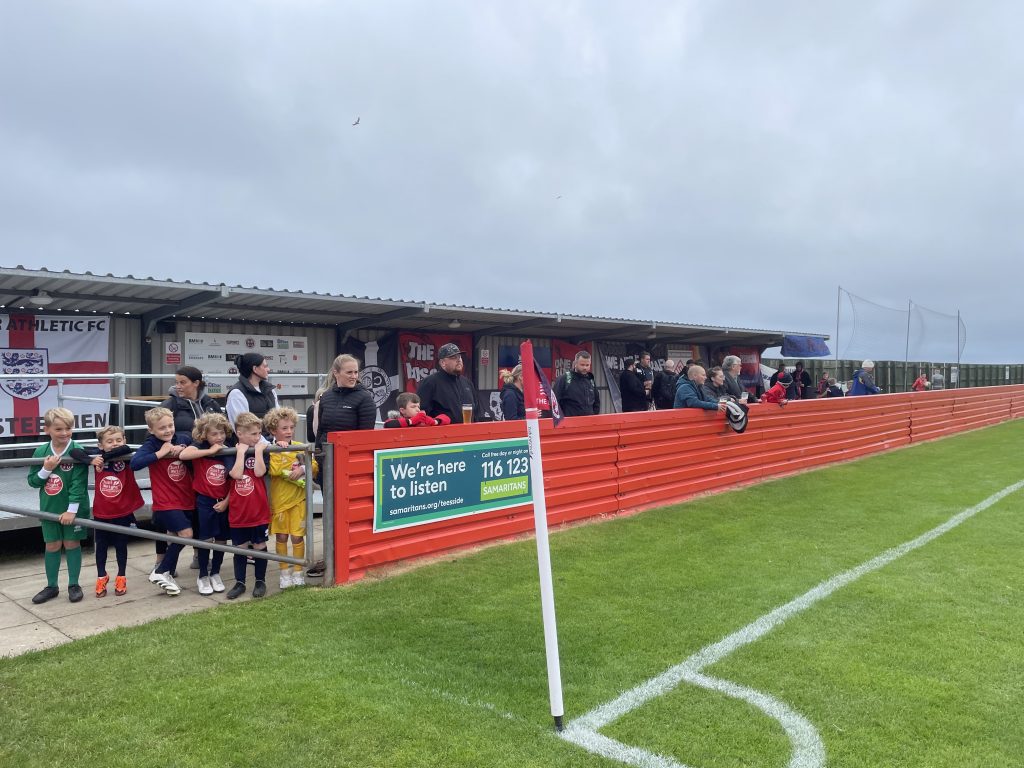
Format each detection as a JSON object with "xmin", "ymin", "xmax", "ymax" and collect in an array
[{"xmin": 0, "ymin": 265, "xmax": 828, "ymax": 346}]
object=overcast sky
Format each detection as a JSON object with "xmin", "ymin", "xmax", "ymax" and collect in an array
[{"xmin": 2, "ymin": 2, "xmax": 1020, "ymax": 362}]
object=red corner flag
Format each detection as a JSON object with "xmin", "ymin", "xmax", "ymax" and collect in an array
[
  {"xmin": 519, "ymin": 339, "xmax": 566, "ymax": 730},
  {"xmin": 522, "ymin": 340, "xmax": 564, "ymax": 426}
]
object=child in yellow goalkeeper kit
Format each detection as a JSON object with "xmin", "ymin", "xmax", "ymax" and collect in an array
[{"xmin": 263, "ymin": 407, "xmax": 317, "ymax": 588}]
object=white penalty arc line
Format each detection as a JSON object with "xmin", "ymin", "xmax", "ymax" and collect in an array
[{"xmin": 560, "ymin": 479, "xmax": 1024, "ymax": 768}]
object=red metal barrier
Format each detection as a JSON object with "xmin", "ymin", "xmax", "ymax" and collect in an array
[{"xmin": 330, "ymin": 385, "xmax": 1024, "ymax": 583}]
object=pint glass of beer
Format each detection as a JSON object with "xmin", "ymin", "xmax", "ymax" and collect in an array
[{"xmin": 461, "ymin": 404, "xmax": 473, "ymax": 424}]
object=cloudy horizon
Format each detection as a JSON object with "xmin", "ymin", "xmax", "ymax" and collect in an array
[{"xmin": 2, "ymin": 2, "xmax": 1020, "ymax": 362}]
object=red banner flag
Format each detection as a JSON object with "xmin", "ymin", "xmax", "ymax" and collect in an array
[{"xmin": 522, "ymin": 340, "xmax": 563, "ymax": 426}]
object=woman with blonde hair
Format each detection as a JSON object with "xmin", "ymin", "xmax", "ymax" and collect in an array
[
  {"xmin": 312, "ymin": 354, "xmax": 376, "ymax": 453},
  {"xmin": 500, "ymin": 364, "xmax": 525, "ymax": 421}
]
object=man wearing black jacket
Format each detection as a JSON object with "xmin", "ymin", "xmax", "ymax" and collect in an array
[
  {"xmin": 417, "ymin": 343, "xmax": 480, "ymax": 424},
  {"xmin": 619, "ymin": 357, "xmax": 649, "ymax": 412},
  {"xmin": 552, "ymin": 351, "xmax": 600, "ymax": 417},
  {"xmin": 652, "ymin": 359, "xmax": 679, "ymax": 410}
]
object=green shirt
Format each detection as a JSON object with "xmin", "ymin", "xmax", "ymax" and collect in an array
[{"xmin": 26, "ymin": 441, "xmax": 92, "ymax": 516}]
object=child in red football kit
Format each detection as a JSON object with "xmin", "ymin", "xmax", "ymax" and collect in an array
[
  {"xmin": 130, "ymin": 407, "xmax": 195, "ymax": 595},
  {"xmin": 225, "ymin": 412, "xmax": 270, "ymax": 600},
  {"xmin": 179, "ymin": 413, "xmax": 233, "ymax": 595},
  {"xmin": 72, "ymin": 426, "xmax": 143, "ymax": 597}
]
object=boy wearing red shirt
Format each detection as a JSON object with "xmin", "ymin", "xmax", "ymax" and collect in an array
[
  {"xmin": 225, "ymin": 412, "xmax": 269, "ymax": 600},
  {"xmin": 130, "ymin": 407, "xmax": 195, "ymax": 595},
  {"xmin": 73, "ymin": 426, "xmax": 143, "ymax": 597}
]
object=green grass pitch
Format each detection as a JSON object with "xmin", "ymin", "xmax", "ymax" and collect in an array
[{"xmin": 2, "ymin": 421, "xmax": 1022, "ymax": 767}]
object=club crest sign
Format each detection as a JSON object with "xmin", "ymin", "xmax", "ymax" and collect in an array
[{"xmin": 1, "ymin": 349, "xmax": 48, "ymax": 400}]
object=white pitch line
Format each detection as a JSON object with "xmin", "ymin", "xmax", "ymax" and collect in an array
[
  {"xmin": 397, "ymin": 677, "xmax": 528, "ymax": 726},
  {"xmin": 561, "ymin": 479, "xmax": 1024, "ymax": 768}
]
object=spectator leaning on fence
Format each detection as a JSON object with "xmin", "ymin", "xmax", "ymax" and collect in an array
[
  {"xmin": 703, "ymin": 365, "xmax": 728, "ymax": 401},
  {"xmin": 383, "ymin": 392, "xmax": 452, "ymax": 428},
  {"xmin": 131, "ymin": 406, "xmax": 195, "ymax": 596},
  {"xmin": 225, "ymin": 412, "xmax": 270, "ymax": 600},
  {"xmin": 265, "ymin": 407, "xmax": 317, "ymax": 590},
  {"xmin": 850, "ymin": 360, "xmax": 882, "ymax": 396},
  {"xmin": 26, "ymin": 407, "xmax": 91, "ymax": 605},
  {"xmin": 72, "ymin": 426, "xmax": 142, "ymax": 599},
  {"xmin": 179, "ymin": 413, "xmax": 234, "ymax": 595},
  {"xmin": 760, "ymin": 371, "xmax": 792, "ymax": 405},
  {"xmin": 721, "ymin": 356, "xmax": 746, "ymax": 401},
  {"xmin": 162, "ymin": 365, "xmax": 223, "ymax": 570},
  {"xmin": 674, "ymin": 366, "xmax": 727, "ymax": 412}
]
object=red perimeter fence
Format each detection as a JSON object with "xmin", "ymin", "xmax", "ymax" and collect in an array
[{"xmin": 329, "ymin": 385, "xmax": 1024, "ymax": 584}]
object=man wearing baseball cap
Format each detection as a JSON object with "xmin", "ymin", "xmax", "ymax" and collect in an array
[{"xmin": 416, "ymin": 342, "xmax": 480, "ymax": 424}]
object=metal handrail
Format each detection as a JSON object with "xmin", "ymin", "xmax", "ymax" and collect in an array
[
  {"xmin": 2, "ymin": 371, "xmax": 328, "ymax": 446},
  {"xmin": 3, "ymin": 442, "xmax": 318, "ymax": 467},
  {"xmin": 2, "ymin": 505, "xmax": 305, "ymax": 566}
]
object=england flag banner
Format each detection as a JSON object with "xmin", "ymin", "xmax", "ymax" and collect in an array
[{"xmin": 0, "ymin": 314, "xmax": 111, "ymax": 437}]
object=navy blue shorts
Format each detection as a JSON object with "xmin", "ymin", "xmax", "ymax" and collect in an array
[
  {"xmin": 152, "ymin": 508, "xmax": 192, "ymax": 534},
  {"xmin": 196, "ymin": 494, "xmax": 229, "ymax": 541},
  {"xmin": 230, "ymin": 526, "xmax": 267, "ymax": 548}
]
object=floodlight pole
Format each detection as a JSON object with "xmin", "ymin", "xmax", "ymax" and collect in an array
[{"xmin": 521, "ymin": 340, "xmax": 565, "ymax": 732}]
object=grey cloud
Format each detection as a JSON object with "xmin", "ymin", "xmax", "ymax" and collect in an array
[{"xmin": 1, "ymin": 1, "xmax": 1020, "ymax": 360}]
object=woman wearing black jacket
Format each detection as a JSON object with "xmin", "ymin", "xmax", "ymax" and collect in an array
[
  {"xmin": 500, "ymin": 365, "xmax": 525, "ymax": 420},
  {"xmin": 159, "ymin": 366, "xmax": 223, "ymax": 435},
  {"xmin": 313, "ymin": 354, "xmax": 377, "ymax": 453}
]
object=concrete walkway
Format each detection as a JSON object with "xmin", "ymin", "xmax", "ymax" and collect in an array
[{"xmin": 0, "ymin": 522, "xmax": 326, "ymax": 658}]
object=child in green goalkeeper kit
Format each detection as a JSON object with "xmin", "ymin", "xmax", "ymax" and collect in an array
[{"xmin": 26, "ymin": 408, "xmax": 92, "ymax": 604}]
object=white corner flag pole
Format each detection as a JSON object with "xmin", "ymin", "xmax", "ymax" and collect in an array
[{"xmin": 521, "ymin": 340, "xmax": 565, "ymax": 731}]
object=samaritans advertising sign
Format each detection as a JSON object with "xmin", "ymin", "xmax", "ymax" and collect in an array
[{"xmin": 374, "ymin": 438, "xmax": 532, "ymax": 532}]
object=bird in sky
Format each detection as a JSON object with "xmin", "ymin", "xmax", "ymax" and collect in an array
[{"xmin": 352, "ymin": 117, "xmax": 360, "ymax": 126}]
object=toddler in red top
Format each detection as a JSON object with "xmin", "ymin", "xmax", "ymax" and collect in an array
[
  {"xmin": 130, "ymin": 407, "xmax": 194, "ymax": 596},
  {"xmin": 72, "ymin": 426, "xmax": 143, "ymax": 597},
  {"xmin": 224, "ymin": 412, "xmax": 269, "ymax": 600},
  {"xmin": 179, "ymin": 413, "xmax": 233, "ymax": 595},
  {"xmin": 383, "ymin": 392, "xmax": 452, "ymax": 428},
  {"xmin": 760, "ymin": 373, "xmax": 791, "ymax": 406}
]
